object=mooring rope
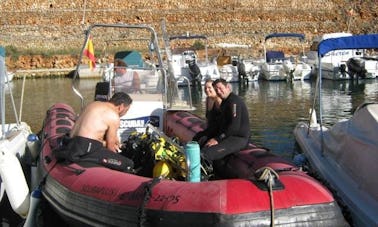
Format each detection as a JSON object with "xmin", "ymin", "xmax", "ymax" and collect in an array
[
  {"xmin": 138, "ymin": 177, "xmax": 161, "ymax": 227},
  {"xmin": 19, "ymin": 74, "xmax": 26, "ymax": 122},
  {"xmin": 256, "ymin": 166, "xmax": 279, "ymax": 227}
]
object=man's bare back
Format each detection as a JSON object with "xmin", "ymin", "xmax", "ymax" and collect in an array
[
  {"xmin": 59, "ymin": 92, "xmax": 134, "ymax": 172},
  {"xmin": 70, "ymin": 101, "xmax": 126, "ymax": 152}
]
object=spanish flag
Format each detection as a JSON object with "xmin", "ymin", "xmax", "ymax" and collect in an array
[{"xmin": 83, "ymin": 35, "xmax": 96, "ymax": 70}]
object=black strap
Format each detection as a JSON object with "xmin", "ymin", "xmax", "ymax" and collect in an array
[{"xmin": 138, "ymin": 177, "xmax": 161, "ymax": 227}]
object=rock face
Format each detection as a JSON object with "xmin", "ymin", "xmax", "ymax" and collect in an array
[{"xmin": 0, "ymin": 0, "xmax": 377, "ymax": 72}]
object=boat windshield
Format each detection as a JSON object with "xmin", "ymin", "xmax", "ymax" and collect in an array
[{"xmin": 72, "ymin": 24, "xmax": 194, "ymax": 111}]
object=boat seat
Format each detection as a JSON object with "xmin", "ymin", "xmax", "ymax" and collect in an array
[
  {"xmin": 266, "ymin": 51, "xmax": 285, "ymax": 63},
  {"xmin": 94, "ymin": 81, "xmax": 110, "ymax": 101}
]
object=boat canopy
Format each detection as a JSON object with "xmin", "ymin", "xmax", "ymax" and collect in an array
[
  {"xmin": 114, "ymin": 50, "xmax": 144, "ymax": 68},
  {"xmin": 265, "ymin": 33, "xmax": 305, "ymax": 41},
  {"xmin": 318, "ymin": 33, "xmax": 378, "ymax": 57}
]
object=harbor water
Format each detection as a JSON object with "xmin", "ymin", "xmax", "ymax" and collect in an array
[{"xmin": 4, "ymin": 77, "xmax": 378, "ymax": 160}]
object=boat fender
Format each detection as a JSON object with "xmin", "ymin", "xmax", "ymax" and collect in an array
[
  {"xmin": 0, "ymin": 150, "xmax": 30, "ymax": 218},
  {"xmin": 185, "ymin": 141, "xmax": 201, "ymax": 182},
  {"xmin": 26, "ymin": 134, "xmax": 40, "ymax": 161},
  {"xmin": 23, "ymin": 188, "xmax": 42, "ymax": 227},
  {"xmin": 293, "ymin": 153, "xmax": 307, "ymax": 167}
]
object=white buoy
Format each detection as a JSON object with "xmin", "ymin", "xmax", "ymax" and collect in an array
[
  {"xmin": 309, "ymin": 108, "xmax": 320, "ymax": 128},
  {"xmin": 23, "ymin": 188, "xmax": 42, "ymax": 227},
  {"xmin": 0, "ymin": 149, "xmax": 30, "ymax": 218}
]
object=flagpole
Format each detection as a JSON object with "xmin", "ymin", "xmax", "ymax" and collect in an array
[
  {"xmin": 346, "ymin": 5, "xmax": 355, "ymax": 33},
  {"xmin": 81, "ymin": 0, "xmax": 87, "ymax": 25}
]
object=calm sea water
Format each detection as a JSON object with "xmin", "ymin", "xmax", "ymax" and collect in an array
[{"xmin": 4, "ymin": 77, "xmax": 378, "ymax": 160}]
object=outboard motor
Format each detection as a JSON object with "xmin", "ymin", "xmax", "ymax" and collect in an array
[
  {"xmin": 231, "ymin": 57, "xmax": 238, "ymax": 66},
  {"xmin": 347, "ymin": 57, "xmax": 367, "ymax": 79},
  {"xmin": 188, "ymin": 60, "xmax": 202, "ymax": 88},
  {"xmin": 339, "ymin": 64, "xmax": 349, "ymax": 78},
  {"xmin": 237, "ymin": 60, "xmax": 248, "ymax": 84}
]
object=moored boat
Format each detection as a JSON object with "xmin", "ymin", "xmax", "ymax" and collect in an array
[
  {"xmin": 0, "ymin": 46, "xmax": 36, "ymax": 223},
  {"xmin": 215, "ymin": 43, "xmax": 261, "ymax": 83},
  {"xmin": 32, "ymin": 24, "xmax": 348, "ymax": 226},
  {"xmin": 161, "ymin": 20, "xmax": 220, "ymax": 87},
  {"xmin": 261, "ymin": 33, "xmax": 311, "ymax": 81},
  {"xmin": 294, "ymin": 34, "xmax": 378, "ymax": 227},
  {"xmin": 305, "ymin": 32, "xmax": 378, "ymax": 80}
]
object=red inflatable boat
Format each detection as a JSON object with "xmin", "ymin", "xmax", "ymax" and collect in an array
[{"xmin": 36, "ymin": 102, "xmax": 348, "ymax": 227}]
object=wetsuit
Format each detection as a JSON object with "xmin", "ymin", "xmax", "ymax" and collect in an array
[
  {"xmin": 201, "ymin": 92, "xmax": 250, "ymax": 177},
  {"xmin": 192, "ymin": 105, "xmax": 222, "ymax": 147},
  {"xmin": 57, "ymin": 136, "xmax": 134, "ymax": 172}
]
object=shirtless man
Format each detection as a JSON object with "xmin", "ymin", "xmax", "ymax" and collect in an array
[{"xmin": 65, "ymin": 92, "xmax": 134, "ymax": 172}]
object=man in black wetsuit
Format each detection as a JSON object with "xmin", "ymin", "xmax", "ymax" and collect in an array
[{"xmin": 201, "ymin": 78, "xmax": 250, "ymax": 177}]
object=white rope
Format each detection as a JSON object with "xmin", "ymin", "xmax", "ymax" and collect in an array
[
  {"xmin": 19, "ymin": 74, "xmax": 26, "ymax": 122},
  {"xmin": 5, "ymin": 73, "xmax": 20, "ymax": 125}
]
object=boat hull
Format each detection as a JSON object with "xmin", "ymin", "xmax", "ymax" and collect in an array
[{"xmin": 294, "ymin": 103, "xmax": 378, "ymax": 227}]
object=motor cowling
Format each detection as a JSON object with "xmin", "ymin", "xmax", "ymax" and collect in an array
[{"xmin": 347, "ymin": 57, "xmax": 367, "ymax": 78}]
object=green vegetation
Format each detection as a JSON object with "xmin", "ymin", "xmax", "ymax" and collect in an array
[
  {"xmin": 192, "ymin": 40, "xmax": 205, "ymax": 50},
  {"xmin": 4, "ymin": 45, "xmax": 80, "ymax": 59}
]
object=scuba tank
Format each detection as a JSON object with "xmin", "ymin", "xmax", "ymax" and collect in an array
[{"xmin": 185, "ymin": 141, "xmax": 201, "ymax": 182}]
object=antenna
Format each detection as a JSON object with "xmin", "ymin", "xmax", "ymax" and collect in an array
[{"xmin": 81, "ymin": 0, "xmax": 87, "ymax": 26}]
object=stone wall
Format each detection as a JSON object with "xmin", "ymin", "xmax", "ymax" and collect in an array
[{"xmin": 0, "ymin": 0, "xmax": 377, "ymax": 72}]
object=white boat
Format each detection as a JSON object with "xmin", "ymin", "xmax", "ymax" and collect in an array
[
  {"xmin": 0, "ymin": 46, "xmax": 35, "ymax": 219},
  {"xmin": 261, "ymin": 33, "xmax": 312, "ymax": 81},
  {"xmin": 161, "ymin": 22, "xmax": 220, "ymax": 86},
  {"xmin": 218, "ymin": 56, "xmax": 261, "ymax": 83},
  {"xmin": 168, "ymin": 37, "xmax": 220, "ymax": 86},
  {"xmin": 294, "ymin": 34, "xmax": 378, "ymax": 227},
  {"xmin": 305, "ymin": 32, "xmax": 376, "ymax": 80},
  {"xmin": 216, "ymin": 43, "xmax": 261, "ymax": 83}
]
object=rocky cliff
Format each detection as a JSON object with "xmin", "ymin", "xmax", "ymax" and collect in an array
[{"xmin": 0, "ymin": 0, "xmax": 376, "ymax": 72}]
